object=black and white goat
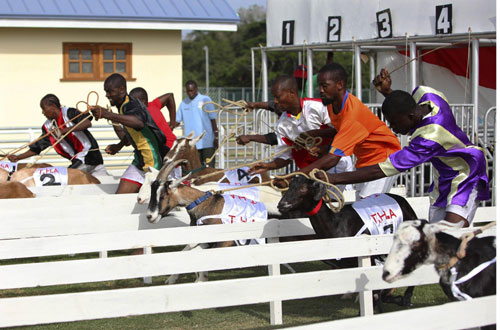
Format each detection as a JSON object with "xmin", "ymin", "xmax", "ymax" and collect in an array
[
  {"xmin": 277, "ymin": 175, "xmax": 419, "ymax": 308},
  {"xmin": 383, "ymin": 220, "xmax": 496, "ymax": 301}
]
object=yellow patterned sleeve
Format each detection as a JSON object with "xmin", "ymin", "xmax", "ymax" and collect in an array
[{"xmin": 379, "ymin": 157, "xmax": 400, "ymax": 177}]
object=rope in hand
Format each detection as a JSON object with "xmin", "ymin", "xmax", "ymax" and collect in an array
[
  {"xmin": 27, "ymin": 91, "xmax": 100, "ymax": 167},
  {"xmin": 202, "ymin": 99, "xmax": 250, "ymax": 166},
  {"xmin": 191, "ymin": 145, "xmax": 291, "ymax": 183},
  {"xmin": 0, "ymin": 92, "xmax": 99, "ymax": 162}
]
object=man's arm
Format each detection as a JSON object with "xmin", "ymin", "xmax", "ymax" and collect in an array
[
  {"xmin": 210, "ymin": 119, "xmax": 218, "ymax": 149},
  {"xmin": 91, "ymin": 106, "xmax": 144, "ymax": 130},
  {"xmin": 249, "ymin": 158, "xmax": 292, "ymax": 175},
  {"xmin": 299, "ymin": 153, "xmax": 341, "ymax": 175},
  {"xmin": 7, "ymin": 150, "xmax": 37, "ymax": 162},
  {"xmin": 237, "ymin": 132, "xmax": 278, "ymax": 146},
  {"xmin": 327, "ymin": 164, "xmax": 386, "ymax": 185},
  {"xmin": 157, "ymin": 93, "xmax": 177, "ymax": 128}
]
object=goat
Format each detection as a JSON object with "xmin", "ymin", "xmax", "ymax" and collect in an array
[
  {"xmin": 0, "ymin": 163, "xmax": 53, "ymax": 182},
  {"xmin": 383, "ymin": 220, "xmax": 496, "ymax": 301},
  {"xmin": 0, "ymin": 181, "xmax": 35, "ymax": 199},
  {"xmin": 277, "ymin": 175, "xmax": 419, "ymax": 309},
  {"xmin": 137, "ymin": 165, "xmax": 280, "ymax": 205},
  {"xmin": 164, "ymin": 131, "xmax": 272, "ymax": 185},
  {"xmin": 146, "ymin": 159, "xmax": 282, "ymax": 284},
  {"xmin": 0, "ymin": 168, "xmax": 7, "ymax": 182},
  {"xmin": 11, "ymin": 167, "xmax": 100, "ymax": 187}
]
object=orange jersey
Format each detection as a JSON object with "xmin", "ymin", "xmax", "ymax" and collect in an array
[{"xmin": 328, "ymin": 92, "xmax": 400, "ymax": 168}]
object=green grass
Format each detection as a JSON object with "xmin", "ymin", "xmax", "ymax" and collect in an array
[{"xmin": 2, "ymin": 251, "xmax": 450, "ymax": 330}]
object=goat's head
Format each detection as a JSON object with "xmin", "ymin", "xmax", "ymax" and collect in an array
[
  {"xmin": 137, "ymin": 167, "xmax": 159, "ymax": 204},
  {"xmin": 382, "ymin": 220, "xmax": 463, "ymax": 283},
  {"xmin": 163, "ymin": 131, "xmax": 206, "ymax": 168},
  {"xmin": 146, "ymin": 159, "xmax": 191, "ymax": 223},
  {"xmin": 277, "ymin": 175, "xmax": 326, "ymax": 214}
]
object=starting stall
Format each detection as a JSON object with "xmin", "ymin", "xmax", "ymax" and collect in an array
[{"xmin": 233, "ymin": 0, "xmax": 496, "ymax": 204}]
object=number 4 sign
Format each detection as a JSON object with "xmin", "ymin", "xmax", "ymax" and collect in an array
[{"xmin": 436, "ymin": 4, "xmax": 452, "ymax": 34}]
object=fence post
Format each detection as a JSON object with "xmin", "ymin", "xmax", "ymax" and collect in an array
[
  {"xmin": 143, "ymin": 246, "xmax": 153, "ymax": 284},
  {"xmin": 267, "ymin": 236, "xmax": 283, "ymax": 325},
  {"xmin": 358, "ymin": 255, "xmax": 374, "ymax": 316}
]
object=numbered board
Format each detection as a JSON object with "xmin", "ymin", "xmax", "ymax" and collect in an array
[{"xmin": 268, "ymin": 0, "xmax": 494, "ymax": 46}]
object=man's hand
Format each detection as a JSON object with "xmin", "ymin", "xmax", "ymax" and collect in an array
[
  {"xmin": 372, "ymin": 68, "xmax": 393, "ymax": 97},
  {"xmin": 271, "ymin": 177, "xmax": 289, "ymax": 189},
  {"xmin": 236, "ymin": 135, "xmax": 252, "ymax": 145},
  {"xmin": 105, "ymin": 143, "xmax": 123, "ymax": 155},
  {"xmin": 7, "ymin": 154, "xmax": 19, "ymax": 162},
  {"xmin": 249, "ymin": 162, "xmax": 269, "ymax": 175},
  {"xmin": 90, "ymin": 106, "xmax": 111, "ymax": 121}
]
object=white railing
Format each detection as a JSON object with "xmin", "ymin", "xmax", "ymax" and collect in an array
[{"xmin": 0, "ymin": 191, "xmax": 496, "ymax": 328}]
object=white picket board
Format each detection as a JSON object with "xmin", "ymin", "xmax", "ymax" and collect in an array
[
  {"xmin": 0, "ymin": 218, "xmax": 314, "ymax": 259},
  {"xmin": 29, "ymin": 183, "xmax": 119, "ymax": 197},
  {"xmin": 0, "ymin": 212, "xmax": 192, "ymax": 239},
  {"xmin": 288, "ymin": 295, "xmax": 497, "ymax": 330},
  {"xmin": 5, "ymin": 226, "xmax": 494, "ymax": 290},
  {"xmin": 0, "ymin": 264, "xmax": 439, "ymax": 328},
  {"xmin": 0, "ymin": 235, "xmax": 397, "ymax": 289}
]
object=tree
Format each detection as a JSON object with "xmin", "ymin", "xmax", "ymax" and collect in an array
[{"xmin": 182, "ymin": 5, "xmax": 371, "ymax": 95}]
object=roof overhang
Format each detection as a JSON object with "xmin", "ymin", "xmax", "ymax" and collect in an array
[{"xmin": 0, "ymin": 18, "xmax": 237, "ymax": 31}]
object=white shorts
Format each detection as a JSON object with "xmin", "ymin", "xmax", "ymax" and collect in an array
[
  {"xmin": 121, "ymin": 164, "xmax": 146, "ymax": 186},
  {"xmin": 429, "ymin": 187, "xmax": 480, "ymax": 224},
  {"xmin": 355, "ymin": 175, "xmax": 397, "ymax": 201},
  {"xmin": 327, "ymin": 156, "xmax": 354, "ymax": 193},
  {"xmin": 77, "ymin": 163, "xmax": 109, "ymax": 177}
]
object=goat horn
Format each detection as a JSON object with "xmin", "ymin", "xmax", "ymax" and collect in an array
[
  {"xmin": 157, "ymin": 159, "xmax": 188, "ymax": 182},
  {"xmin": 171, "ymin": 172, "xmax": 192, "ymax": 188}
]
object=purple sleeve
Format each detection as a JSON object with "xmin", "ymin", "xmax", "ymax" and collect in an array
[{"xmin": 388, "ymin": 136, "xmax": 442, "ymax": 172}]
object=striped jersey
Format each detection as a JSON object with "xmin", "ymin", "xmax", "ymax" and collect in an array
[
  {"xmin": 379, "ymin": 86, "xmax": 489, "ymax": 207},
  {"xmin": 30, "ymin": 107, "xmax": 103, "ymax": 166},
  {"xmin": 119, "ymin": 95, "xmax": 167, "ymax": 171}
]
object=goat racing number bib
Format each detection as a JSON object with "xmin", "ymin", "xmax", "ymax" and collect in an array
[
  {"xmin": 352, "ymin": 193, "xmax": 403, "ymax": 236},
  {"xmin": 33, "ymin": 167, "xmax": 69, "ymax": 186}
]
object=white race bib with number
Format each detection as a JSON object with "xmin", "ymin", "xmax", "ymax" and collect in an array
[
  {"xmin": 33, "ymin": 167, "xmax": 69, "ymax": 186},
  {"xmin": 0, "ymin": 161, "xmax": 17, "ymax": 173},
  {"xmin": 352, "ymin": 194, "xmax": 403, "ymax": 235}
]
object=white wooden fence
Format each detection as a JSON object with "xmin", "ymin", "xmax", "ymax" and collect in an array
[{"xmin": 0, "ymin": 192, "xmax": 496, "ymax": 328}]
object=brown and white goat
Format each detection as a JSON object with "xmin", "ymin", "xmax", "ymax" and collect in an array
[
  {"xmin": 383, "ymin": 220, "xmax": 496, "ymax": 301},
  {"xmin": 11, "ymin": 167, "xmax": 100, "ymax": 187},
  {"xmin": 164, "ymin": 131, "xmax": 271, "ymax": 185},
  {"xmin": 146, "ymin": 159, "xmax": 281, "ymax": 284},
  {"xmin": 0, "ymin": 181, "xmax": 35, "ymax": 199}
]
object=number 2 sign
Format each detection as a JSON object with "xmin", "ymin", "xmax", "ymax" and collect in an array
[{"xmin": 327, "ymin": 16, "xmax": 341, "ymax": 42}]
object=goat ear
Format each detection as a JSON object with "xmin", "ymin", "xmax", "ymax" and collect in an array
[
  {"xmin": 186, "ymin": 131, "xmax": 195, "ymax": 139},
  {"xmin": 423, "ymin": 220, "xmax": 464, "ymax": 236},
  {"xmin": 312, "ymin": 181, "xmax": 326, "ymax": 200}
]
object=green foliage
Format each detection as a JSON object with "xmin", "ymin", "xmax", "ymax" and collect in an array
[{"xmin": 182, "ymin": 5, "xmax": 371, "ymax": 95}]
